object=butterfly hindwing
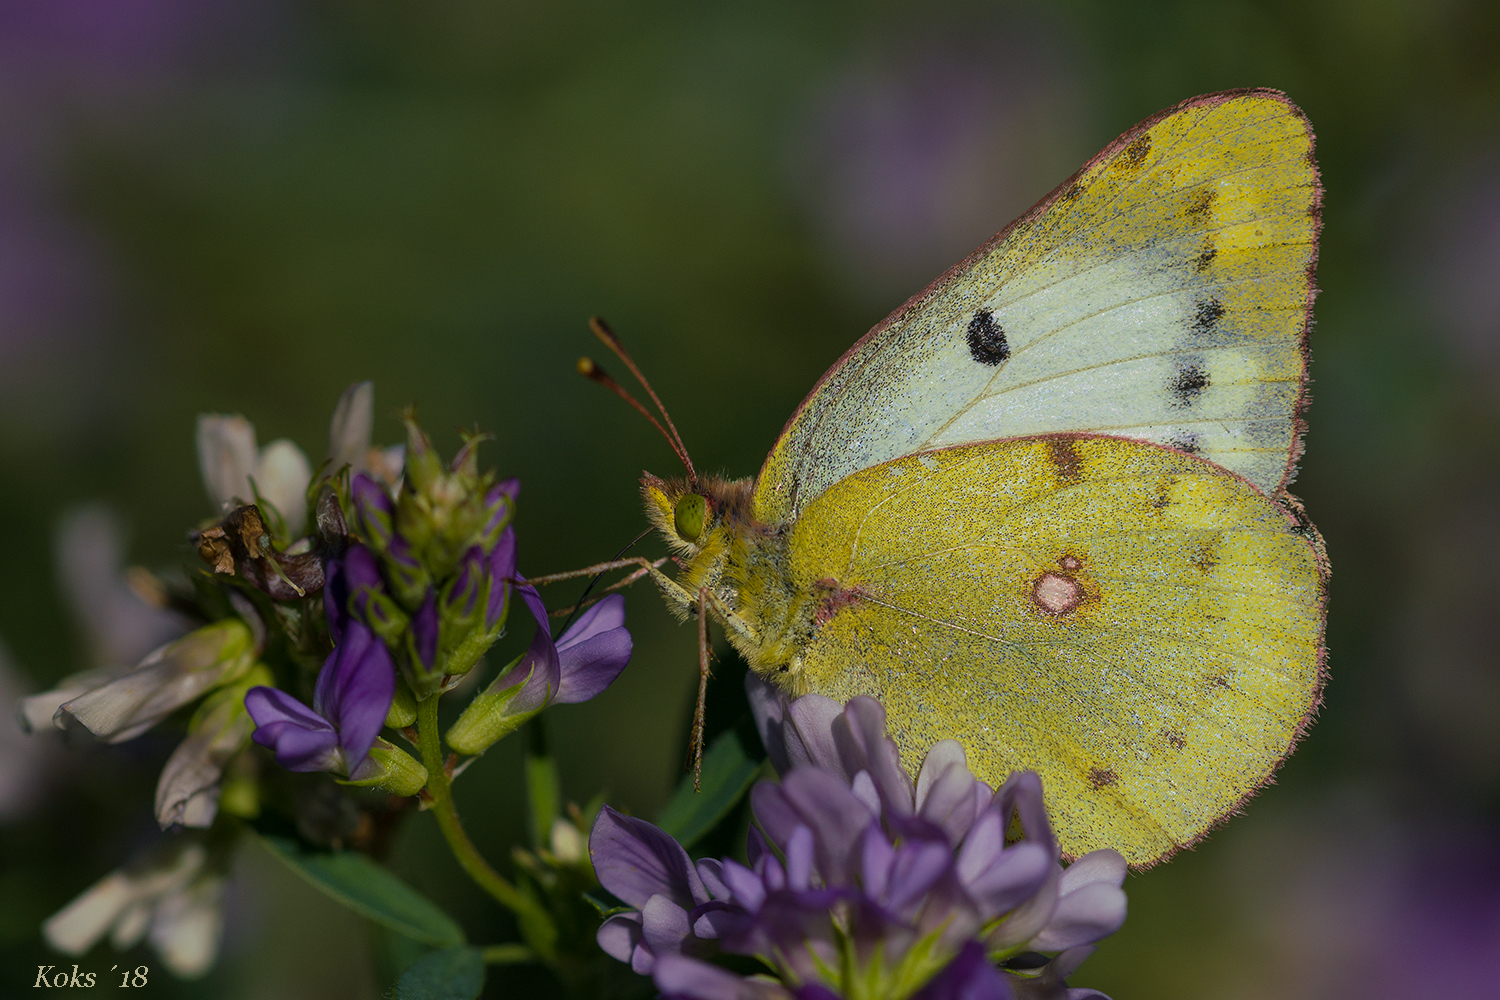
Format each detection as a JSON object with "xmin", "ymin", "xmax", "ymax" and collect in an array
[
  {"xmin": 784, "ymin": 434, "xmax": 1327, "ymax": 866},
  {"xmin": 755, "ymin": 89, "xmax": 1320, "ymax": 525}
]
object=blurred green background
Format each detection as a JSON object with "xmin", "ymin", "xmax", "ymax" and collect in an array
[{"xmin": 3, "ymin": 0, "xmax": 1499, "ymax": 997}]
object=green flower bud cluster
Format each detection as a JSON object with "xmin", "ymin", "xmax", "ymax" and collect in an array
[{"xmin": 343, "ymin": 412, "xmax": 518, "ymax": 699}]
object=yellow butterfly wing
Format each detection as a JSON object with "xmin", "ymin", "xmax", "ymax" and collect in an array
[
  {"xmin": 783, "ymin": 434, "xmax": 1326, "ymax": 867},
  {"xmin": 755, "ymin": 89, "xmax": 1321, "ymax": 526}
]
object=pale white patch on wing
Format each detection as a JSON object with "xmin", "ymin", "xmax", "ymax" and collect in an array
[{"xmin": 764, "ymin": 248, "xmax": 1294, "ymax": 520}]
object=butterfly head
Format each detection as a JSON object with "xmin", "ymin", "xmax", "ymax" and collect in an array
[{"xmin": 641, "ymin": 472, "xmax": 754, "ymax": 558}]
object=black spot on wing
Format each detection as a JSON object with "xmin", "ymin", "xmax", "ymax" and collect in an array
[
  {"xmin": 1193, "ymin": 298, "xmax": 1225, "ymax": 334},
  {"xmin": 1167, "ymin": 431, "xmax": 1201, "ymax": 455},
  {"xmin": 966, "ymin": 310, "xmax": 1010, "ymax": 365},
  {"xmin": 1123, "ymin": 134, "xmax": 1151, "ymax": 166},
  {"xmin": 1194, "ymin": 244, "xmax": 1217, "ymax": 273},
  {"xmin": 1168, "ymin": 360, "xmax": 1210, "ymax": 407}
]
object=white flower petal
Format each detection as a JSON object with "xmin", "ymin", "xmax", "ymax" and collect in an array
[
  {"xmin": 254, "ymin": 440, "xmax": 312, "ymax": 537},
  {"xmin": 44, "ymin": 871, "xmax": 135, "ymax": 955},
  {"xmin": 328, "ymin": 381, "xmax": 374, "ymax": 472},
  {"xmin": 149, "ymin": 876, "xmax": 225, "ymax": 979},
  {"xmin": 43, "ymin": 844, "xmax": 205, "ymax": 957},
  {"xmin": 60, "ymin": 622, "xmax": 253, "ymax": 744},
  {"xmin": 16, "ymin": 667, "xmax": 118, "ymax": 733},
  {"xmin": 154, "ymin": 700, "xmax": 254, "ymax": 830},
  {"xmin": 110, "ymin": 903, "xmax": 150, "ymax": 950},
  {"xmin": 196, "ymin": 415, "xmax": 258, "ymax": 512}
]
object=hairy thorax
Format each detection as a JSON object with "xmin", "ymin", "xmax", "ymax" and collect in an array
[{"xmin": 640, "ymin": 471, "xmax": 821, "ymax": 693}]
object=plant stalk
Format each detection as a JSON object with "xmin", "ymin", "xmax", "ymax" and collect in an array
[{"xmin": 416, "ymin": 695, "xmax": 555, "ymax": 956}]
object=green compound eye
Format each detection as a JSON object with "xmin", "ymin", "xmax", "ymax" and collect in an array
[{"xmin": 673, "ymin": 493, "xmax": 708, "ymax": 542}]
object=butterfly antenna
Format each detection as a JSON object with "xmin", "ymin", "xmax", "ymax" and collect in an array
[
  {"xmin": 576, "ymin": 355, "xmax": 685, "ymax": 464},
  {"xmin": 586, "ymin": 317, "xmax": 698, "ymax": 481}
]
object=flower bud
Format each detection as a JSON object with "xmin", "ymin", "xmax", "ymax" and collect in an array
[
  {"xmin": 351, "ymin": 473, "xmax": 394, "ymax": 551},
  {"xmin": 401, "ymin": 412, "xmax": 444, "ymax": 494},
  {"xmin": 385, "ymin": 677, "xmax": 417, "ymax": 729},
  {"xmin": 341, "ymin": 738, "xmax": 428, "ymax": 797},
  {"xmin": 486, "ymin": 526, "xmax": 516, "ymax": 630},
  {"xmin": 404, "ymin": 590, "xmax": 442, "ymax": 696},
  {"xmin": 448, "ymin": 431, "xmax": 486, "ymax": 480},
  {"xmin": 433, "ymin": 547, "xmax": 496, "ymax": 679},
  {"xmin": 391, "ymin": 415, "xmax": 505, "ymax": 585},
  {"xmin": 382, "ymin": 534, "xmax": 432, "ymax": 609},
  {"xmin": 445, "ymin": 656, "xmax": 539, "ymax": 755},
  {"xmin": 474, "ymin": 480, "xmax": 517, "ymax": 555},
  {"xmin": 442, "ymin": 547, "xmax": 486, "ymax": 627},
  {"xmin": 338, "ymin": 547, "xmax": 409, "ymax": 649}
]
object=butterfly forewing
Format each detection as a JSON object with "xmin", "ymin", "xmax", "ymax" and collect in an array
[
  {"xmin": 784, "ymin": 435, "xmax": 1326, "ymax": 867},
  {"xmin": 756, "ymin": 90, "xmax": 1320, "ymax": 525}
]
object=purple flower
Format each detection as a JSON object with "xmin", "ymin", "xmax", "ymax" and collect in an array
[
  {"xmin": 588, "ymin": 680, "xmax": 1126, "ymax": 1000},
  {"xmin": 485, "ymin": 525, "xmax": 516, "ymax": 630},
  {"xmin": 407, "ymin": 589, "xmax": 440, "ymax": 679},
  {"xmin": 445, "ymin": 586, "xmax": 633, "ymax": 756},
  {"xmin": 244, "ymin": 619, "xmax": 395, "ymax": 778},
  {"xmin": 500, "ymin": 584, "xmax": 634, "ymax": 713},
  {"xmin": 351, "ymin": 472, "xmax": 395, "ymax": 550},
  {"xmin": 325, "ymin": 544, "xmax": 395, "ymax": 645}
]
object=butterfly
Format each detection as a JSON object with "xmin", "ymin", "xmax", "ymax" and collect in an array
[{"xmin": 583, "ymin": 88, "xmax": 1326, "ymax": 868}]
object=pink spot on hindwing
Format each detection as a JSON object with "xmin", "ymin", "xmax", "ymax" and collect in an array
[
  {"xmin": 1032, "ymin": 572, "xmax": 1081, "ymax": 616},
  {"xmin": 813, "ymin": 579, "xmax": 868, "ymax": 626}
]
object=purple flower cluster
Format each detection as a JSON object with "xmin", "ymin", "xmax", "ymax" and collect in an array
[
  {"xmin": 589, "ymin": 681, "xmax": 1126, "ymax": 1000},
  {"xmin": 243, "ymin": 464, "xmax": 524, "ymax": 779},
  {"xmin": 245, "ymin": 498, "xmax": 633, "ymax": 776}
]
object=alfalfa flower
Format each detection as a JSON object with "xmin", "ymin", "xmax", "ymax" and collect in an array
[
  {"xmin": 589, "ymin": 680, "xmax": 1125, "ymax": 1000},
  {"xmin": 43, "ymin": 838, "xmax": 227, "ymax": 979},
  {"xmin": 196, "ymin": 414, "xmax": 312, "ymax": 538},
  {"xmin": 445, "ymin": 586, "xmax": 633, "ymax": 755},
  {"xmin": 45, "ymin": 619, "xmax": 257, "ymax": 743},
  {"xmin": 339, "ymin": 421, "xmax": 517, "ymax": 697},
  {"xmin": 243, "ymin": 618, "xmax": 405, "ymax": 784},
  {"xmin": 154, "ymin": 664, "xmax": 273, "ymax": 829}
]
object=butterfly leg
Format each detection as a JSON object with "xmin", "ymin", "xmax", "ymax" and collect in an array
[
  {"xmin": 528, "ymin": 557, "xmax": 671, "ymax": 617},
  {"xmin": 688, "ymin": 585, "xmax": 716, "ymax": 791},
  {"xmin": 527, "ymin": 557, "xmax": 668, "ymax": 586}
]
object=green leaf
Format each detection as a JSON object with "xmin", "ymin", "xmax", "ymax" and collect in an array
[
  {"xmin": 372, "ymin": 924, "xmax": 433, "ymax": 990},
  {"xmin": 524, "ymin": 753, "xmax": 561, "ymax": 850},
  {"xmin": 258, "ymin": 834, "xmax": 464, "ymax": 947},
  {"xmin": 655, "ymin": 729, "xmax": 762, "ymax": 848},
  {"xmin": 393, "ymin": 946, "xmax": 485, "ymax": 1000}
]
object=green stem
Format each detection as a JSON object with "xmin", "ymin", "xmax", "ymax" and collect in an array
[
  {"xmin": 416, "ymin": 696, "xmax": 555, "ymax": 955},
  {"xmin": 481, "ymin": 944, "xmax": 537, "ymax": 965}
]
